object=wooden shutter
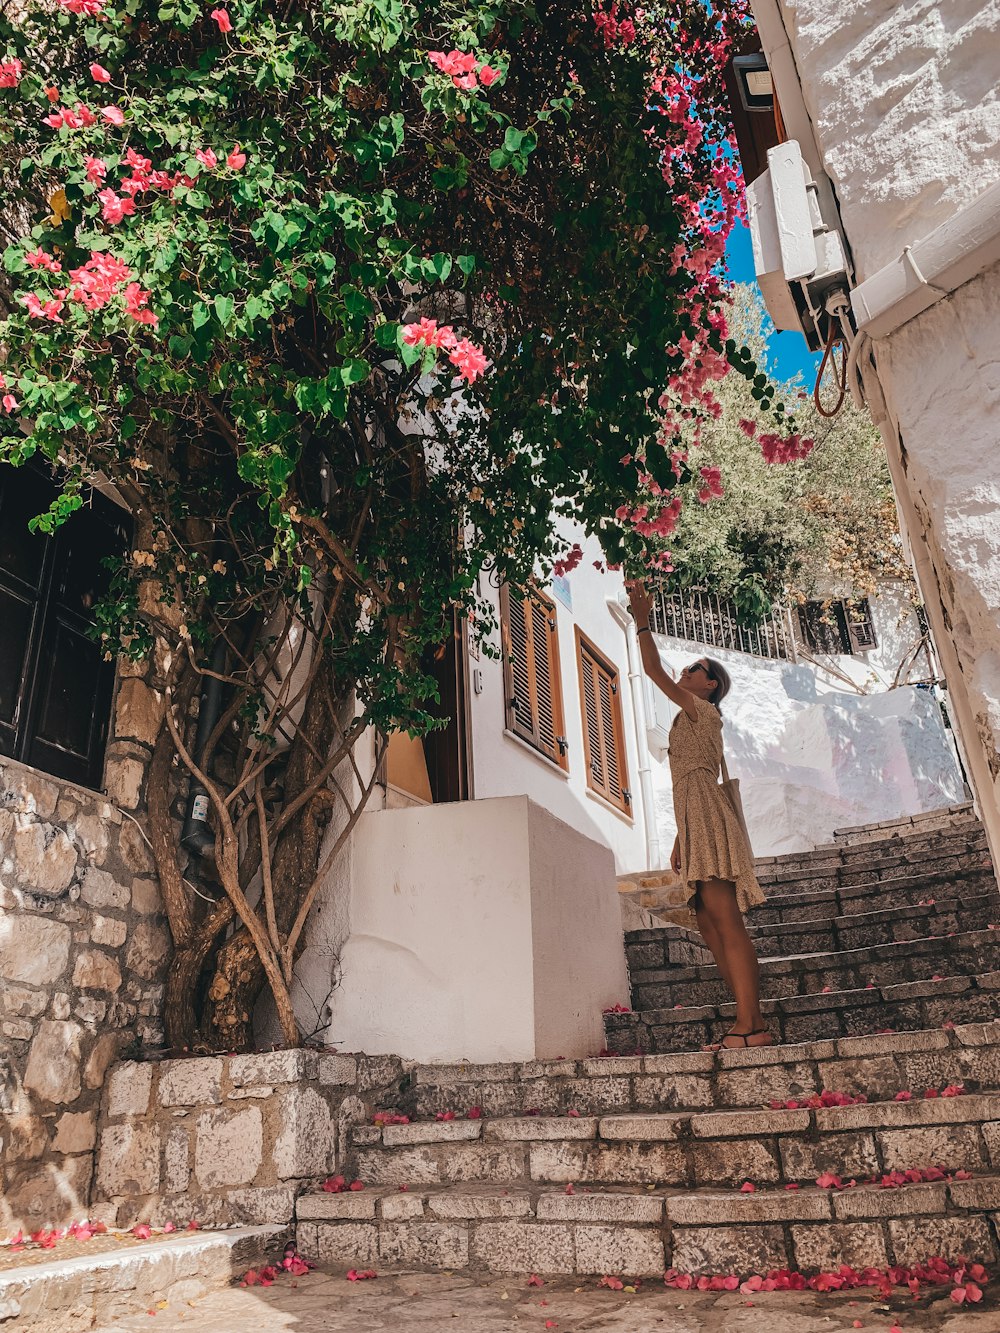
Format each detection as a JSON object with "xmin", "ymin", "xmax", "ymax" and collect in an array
[
  {"xmin": 500, "ymin": 586, "xmax": 568, "ymax": 769},
  {"xmin": 576, "ymin": 630, "xmax": 631, "ymax": 815}
]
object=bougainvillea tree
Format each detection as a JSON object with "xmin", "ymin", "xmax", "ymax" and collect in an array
[{"xmin": 0, "ymin": 0, "xmax": 794, "ymax": 1049}]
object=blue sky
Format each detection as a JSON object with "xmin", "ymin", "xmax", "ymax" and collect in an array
[{"xmin": 725, "ymin": 222, "xmax": 822, "ymax": 388}]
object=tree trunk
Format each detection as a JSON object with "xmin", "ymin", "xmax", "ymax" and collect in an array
[{"xmin": 201, "ymin": 677, "xmax": 340, "ymax": 1049}]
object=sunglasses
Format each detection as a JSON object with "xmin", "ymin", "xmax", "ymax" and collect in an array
[{"xmin": 685, "ymin": 662, "xmax": 709, "ymax": 676}]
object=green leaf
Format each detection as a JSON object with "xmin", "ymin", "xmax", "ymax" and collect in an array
[{"xmin": 215, "ymin": 295, "xmax": 235, "ymax": 327}]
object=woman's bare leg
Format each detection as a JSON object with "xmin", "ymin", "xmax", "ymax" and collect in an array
[
  {"xmin": 697, "ymin": 877, "xmax": 770, "ymax": 1046},
  {"xmin": 693, "ymin": 887, "xmax": 735, "ymax": 993}
]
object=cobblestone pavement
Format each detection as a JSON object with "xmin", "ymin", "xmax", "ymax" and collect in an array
[{"xmin": 96, "ymin": 1269, "xmax": 999, "ymax": 1333}]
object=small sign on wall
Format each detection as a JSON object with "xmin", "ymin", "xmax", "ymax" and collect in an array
[{"xmin": 552, "ymin": 574, "xmax": 573, "ymax": 612}]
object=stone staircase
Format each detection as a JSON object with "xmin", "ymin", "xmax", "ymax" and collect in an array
[{"xmin": 295, "ymin": 806, "xmax": 1000, "ymax": 1279}]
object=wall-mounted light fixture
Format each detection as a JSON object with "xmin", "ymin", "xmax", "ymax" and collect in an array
[{"xmin": 733, "ymin": 53, "xmax": 774, "ymax": 112}]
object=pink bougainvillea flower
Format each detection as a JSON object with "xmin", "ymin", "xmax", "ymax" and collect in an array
[
  {"xmin": 2, "ymin": 393, "xmax": 19, "ymax": 413},
  {"xmin": 526, "ymin": 1274, "xmax": 545, "ymax": 1287},
  {"xmin": 402, "ymin": 316, "xmax": 456, "ymax": 350},
  {"xmin": 449, "ymin": 337, "xmax": 491, "ymax": 383},
  {"xmin": 22, "ymin": 291, "xmax": 66, "ymax": 322},
  {"xmin": 566, "ymin": 1108, "xmax": 581, "ymax": 1118},
  {"xmin": 478, "ymin": 65, "xmax": 501, "ymax": 86},
  {"xmin": 89, "ymin": 63, "xmax": 111, "ymax": 82},
  {"xmin": 211, "ymin": 8, "xmax": 232, "ymax": 32},
  {"xmin": 815, "ymin": 1172, "xmax": 843, "ymax": 1190},
  {"xmin": 894, "ymin": 1090, "xmax": 912, "ymax": 1102},
  {"xmin": 435, "ymin": 1110, "xmax": 456, "ymax": 1122},
  {"xmin": 564, "ymin": 1183, "xmax": 575, "ymax": 1195},
  {"xmin": 227, "ymin": 143, "xmax": 247, "ymax": 169},
  {"xmin": 348, "ymin": 1179, "xmax": 364, "ymax": 1192},
  {"xmin": 84, "ymin": 155, "xmax": 107, "ymax": 183},
  {"xmin": 44, "ymin": 85, "xmax": 60, "ymax": 102},
  {"xmin": 195, "ymin": 147, "xmax": 218, "ymax": 170},
  {"xmin": 57, "ymin": 0, "xmax": 105, "ymax": 13},
  {"xmin": 98, "ymin": 188, "xmax": 135, "ymax": 224},
  {"xmin": 99, "ymin": 105, "xmax": 125, "ymax": 126},
  {"xmin": 346, "ymin": 1269, "xmax": 377, "ymax": 1281},
  {"xmin": 739, "ymin": 1181, "xmax": 756, "ymax": 1193},
  {"xmin": 26, "ymin": 248, "xmax": 62, "ymax": 273},
  {"xmin": 123, "ymin": 281, "xmax": 158, "ymax": 327},
  {"xmin": 466, "ymin": 1106, "xmax": 483, "ymax": 1119},
  {"xmin": 598, "ymin": 1275, "xmax": 624, "ymax": 1290},
  {"xmin": 131, "ymin": 1224, "xmax": 152, "ymax": 1239},
  {"xmin": 321, "ymin": 1174, "xmax": 346, "ymax": 1193},
  {"xmin": 0, "ymin": 58, "xmax": 22, "ymax": 88}
]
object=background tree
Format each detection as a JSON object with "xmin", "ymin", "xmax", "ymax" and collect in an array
[
  {"xmin": 664, "ymin": 284, "xmax": 911, "ymax": 624},
  {"xmin": 0, "ymin": 0, "xmax": 793, "ymax": 1051}
]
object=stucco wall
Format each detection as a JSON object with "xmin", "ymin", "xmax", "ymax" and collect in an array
[
  {"xmin": 323, "ymin": 796, "xmax": 628, "ymax": 1063},
  {"xmin": 774, "ymin": 0, "xmax": 1000, "ymax": 279},
  {"xmin": 756, "ymin": 0, "xmax": 1000, "ymax": 859}
]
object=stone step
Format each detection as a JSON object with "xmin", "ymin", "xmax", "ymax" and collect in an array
[
  {"xmin": 626, "ymin": 880, "xmax": 999, "ymax": 976},
  {"xmin": 759, "ymin": 816, "xmax": 984, "ymax": 869},
  {"xmin": 830, "ymin": 804, "xmax": 975, "ymax": 844},
  {"xmin": 760, "ymin": 834, "xmax": 988, "ymax": 881},
  {"xmin": 294, "ymin": 1173, "xmax": 1000, "ymax": 1276},
  {"xmin": 629, "ymin": 927, "xmax": 1000, "ymax": 1012},
  {"xmin": 345, "ymin": 1093, "xmax": 1000, "ymax": 1197},
  {"xmin": 756, "ymin": 843, "xmax": 992, "ymax": 894},
  {"xmin": 401, "ymin": 1024, "xmax": 1000, "ymax": 1118},
  {"xmin": 0, "ymin": 1225, "xmax": 284, "ymax": 1333},
  {"xmin": 749, "ymin": 865, "xmax": 998, "ymax": 926},
  {"xmin": 746, "ymin": 893, "xmax": 999, "ymax": 959},
  {"xmin": 607, "ymin": 974, "xmax": 999, "ymax": 1054}
]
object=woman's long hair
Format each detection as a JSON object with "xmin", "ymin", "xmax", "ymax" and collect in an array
[{"xmin": 704, "ymin": 658, "xmax": 732, "ymax": 713}]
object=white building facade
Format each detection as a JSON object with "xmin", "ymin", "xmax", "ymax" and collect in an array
[{"xmin": 299, "ymin": 523, "xmax": 966, "ymax": 1060}]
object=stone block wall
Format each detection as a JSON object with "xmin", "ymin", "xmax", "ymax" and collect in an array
[
  {"xmin": 0, "ymin": 674, "xmax": 170, "ymax": 1232},
  {"xmin": 92, "ymin": 1049, "xmax": 406, "ymax": 1228}
]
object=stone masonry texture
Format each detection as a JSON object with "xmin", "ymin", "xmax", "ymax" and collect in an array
[{"xmin": 0, "ymin": 690, "xmax": 170, "ymax": 1232}]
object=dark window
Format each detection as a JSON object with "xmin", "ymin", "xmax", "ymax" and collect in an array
[
  {"xmin": 576, "ymin": 629, "xmax": 631, "ymax": 816},
  {"xmin": 0, "ymin": 464, "xmax": 129, "ymax": 788},
  {"xmin": 797, "ymin": 598, "xmax": 877, "ymax": 656},
  {"xmin": 500, "ymin": 585, "xmax": 568, "ymax": 770}
]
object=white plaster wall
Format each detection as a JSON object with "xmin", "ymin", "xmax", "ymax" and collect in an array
[
  {"xmin": 322, "ymin": 796, "xmax": 627, "ymax": 1063},
  {"xmin": 755, "ymin": 0, "xmax": 1000, "ymax": 860},
  {"xmin": 775, "ymin": 0, "xmax": 1000, "ymax": 279},
  {"xmin": 470, "ymin": 526, "xmax": 649, "ymax": 873},
  {"xmin": 647, "ymin": 596, "xmax": 966, "ymax": 856},
  {"xmin": 875, "ymin": 261, "xmax": 1000, "ymax": 794}
]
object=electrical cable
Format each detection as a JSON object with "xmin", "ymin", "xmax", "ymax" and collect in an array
[{"xmin": 813, "ymin": 312, "xmax": 849, "ymax": 418}]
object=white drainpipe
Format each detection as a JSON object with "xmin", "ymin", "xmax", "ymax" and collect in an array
[{"xmin": 608, "ymin": 595, "xmax": 662, "ymax": 871}]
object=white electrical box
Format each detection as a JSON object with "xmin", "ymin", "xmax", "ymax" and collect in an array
[{"xmin": 747, "ymin": 139, "xmax": 851, "ymax": 349}]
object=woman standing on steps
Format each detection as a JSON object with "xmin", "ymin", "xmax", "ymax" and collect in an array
[{"xmin": 627, "ymin": 581, "xmax": 772, "ymax": 1050}]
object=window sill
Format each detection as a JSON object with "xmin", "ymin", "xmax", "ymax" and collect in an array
[
  {"xmin": 585, "ymin": 785, "xmax": 635, "ymax": 825},
  {"xmin": 502, "ymin": 729, "xmax": 570, "ymax": 778}
]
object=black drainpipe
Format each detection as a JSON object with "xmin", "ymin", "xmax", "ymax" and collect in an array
[{"xmin": 180, "ymin": 638, "xmax": 227, "ymax": 859}]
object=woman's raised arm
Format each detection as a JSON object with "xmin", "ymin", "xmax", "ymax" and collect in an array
[{"xmin": 626, "ymin": 581, "xmax": 700, "ymax": 720}]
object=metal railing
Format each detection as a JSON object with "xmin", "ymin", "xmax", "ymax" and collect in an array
[{"xmin": 650, "ymin": 589, "xmax": 797, "ymax": 662}]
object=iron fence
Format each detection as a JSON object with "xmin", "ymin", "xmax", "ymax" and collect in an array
[{"xmin": 650, "ymin": 589, "xmax": 797, "ymax": 662}]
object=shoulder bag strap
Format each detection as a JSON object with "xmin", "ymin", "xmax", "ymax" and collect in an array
[{"xmin": 720, "ymin": 749, "xmax": 730, "ymax": 783}]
